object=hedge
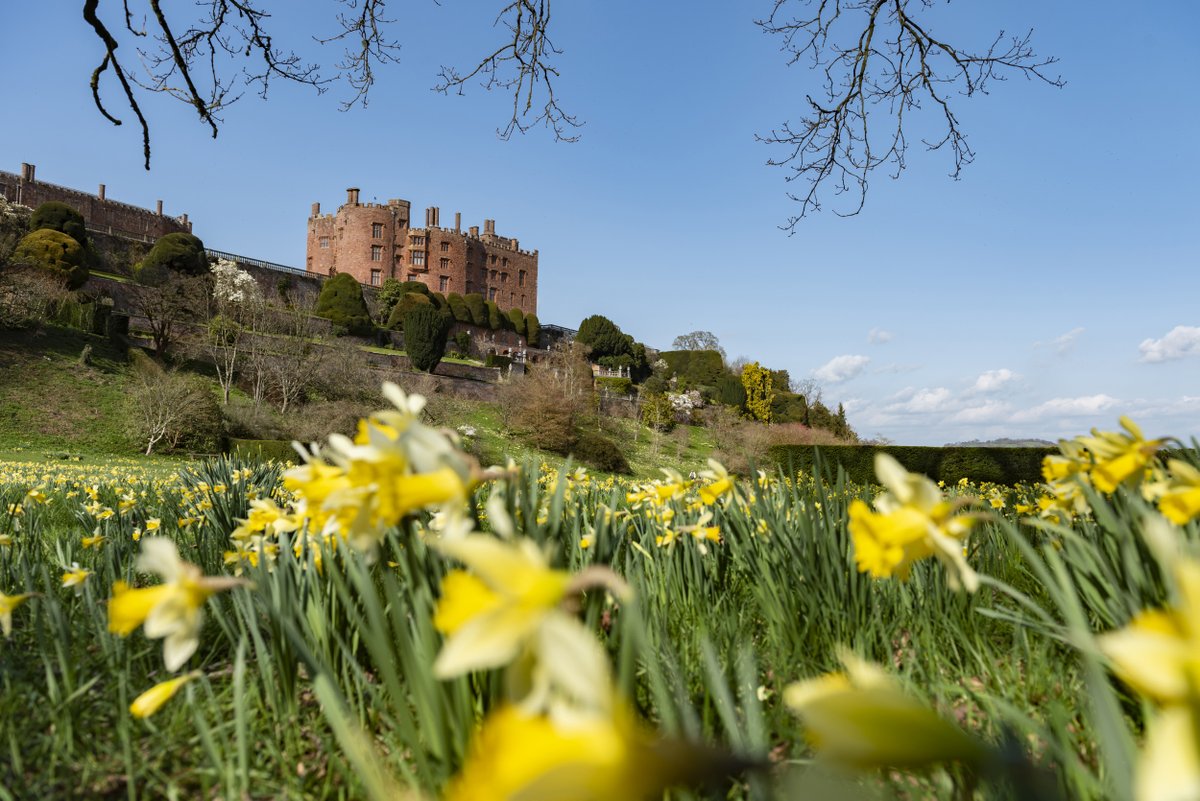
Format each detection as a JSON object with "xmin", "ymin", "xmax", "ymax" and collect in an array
[
  {"xmin": 661, "ymin": 349, "xmax": 724, "ymax": 388},
  {"xmin": 230, "ymin": 438, "xmax": 298, "ymax": 463},
  {"xmin": 595, "ymin": 376, "xmax": 632, "ymax": 395},
  {"xmin": 769, "ymin": 444, "xmax": 1059, "ymax": 486}
]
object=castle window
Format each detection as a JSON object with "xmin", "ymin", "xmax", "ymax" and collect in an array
[
  {"xmin": 500, "ymin": 273, "xmax": 508, "ymax": 284},
  {"xmin": 440, "ymin": 258, "xmax": 451, "ymax": 270},
  {"xmin": 509, "ymin": 292, "xmax": 514, "ymax": 304},
  {"xmin": 408, "ymin": 273, "xmax": 418, "ymax": 281},
  {"xmin": 440, "ymin": 241, "xmax": 450, "ymax": 252},
  {"xmin": 519, "ymin": 270, "xmax": 526, "ymax": 287},
  {"xmin": 489, "ymin": 270, "xmax": 497, "ymax": 281},
  {"xmin": 490, "ymin": 254, "xmax": 497, "ymax": 265},
  {"xmin": 319, "ymin": 237, "xmax": 330, "ymax": 249},
  {"xmin": 439, "ymin": 276, "xmax": 450, "ymax": 292},
  {"xmin": 397, "ymin": 253, "xmax": 404, "ymax": 263},
  {"xmin": 372, "ymin": 223, "xmax": 383, "ymax": 239},
  {"xmin": 502, "ymin": 257, "xmax": 508, "ymax": 268},
  {"xmin": 488, "ymin": 288, "xmax": 497, "ymax": 301},
  {"xmin": 371, "ymin": 245, "xmax": 382, "ymax": 262},
  {"xmin": 412, "ymin": 235, "xmax": 426, "ymax": 247},
  {"xmin": 370, "ymin": 269, "xmax": 382, "ymax": 286},
  {"xmin": 413, "ymin": 251, "xmax": 426, "ymax": 267}
]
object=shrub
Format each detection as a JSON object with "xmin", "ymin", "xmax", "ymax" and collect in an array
[
  {"xmin": 30, "ymin": 202, "xmax": 87, "ymax": 246},
  {"xmin": 640, "ymin": 392, "xmax": 676, "ymax": 433},
  {"xmin": 464, "ymin": 293, "xmax": 488, "ymax": 327},
  {"xmin": 11, "ymin": 229, "xmax": 89, "ymax": 289},
  {"xmin": 576, "ymin": 314, "xmax": 631, "ymax": 360},
  {"xmin": 524, "ymin": 312, "xmax": 540, "ymax": 347},
  {"xmin": 447, "ymin": 293, "xmax": 471, "ymax": 323},
  {"xmin": 595, "ymin": 376, "xmax": 632, "ymax": 395},
  {"xmin": 661, "ymin": 349, "xmax": 725, "ymax": 388},
  {"xmin": 138, "ymin": 232, "xmax": 208, "ymax": 281},
  {"xmin": 715, "ymin": 371, "xmax": 747, "ymax": 409},
  {"xmin": 0, "ymin": 196, "xmax": 33, "ymax": 264},
  {"xmin": 570, "ymin": 431, "xmax": 630, "ymax": 474},
  {"xmin": 315, "ymin": 272, "xmax": 373, "ymax": 335},
  {"xmin": 404, "ymin": 303, "xmax": 451, "ymax": 372},
  {"xmin": 507, "ymin": 307, "xmax": 526, "ymax": 336},
  {"xmin": 767, "ymin": 444, "xmax": 1057, "ymax": 486},
  {"xmin": 485, "ymin": 300, "xmax": 504, "ymax": 330},
  {"xmin": 385, "ymin": 291, "xmax": 432, "ymax": 329},
  {"xmin": 376, "ymin": 278, "xmax": 407, "ymax": 321},
  {"xmin": 486, "ymin": 354, "xmax": 512, "ymax": 370},
  {"xmin": 454, "ymin": 330, "xmax": 471, "ymax": 354},
  {"xmin": 230, "ymin": 438, "xmax": 298, "ymax": 463}
]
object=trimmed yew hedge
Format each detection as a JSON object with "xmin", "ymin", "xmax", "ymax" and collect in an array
[{"xmin": 769, "ymin": 444, "xmax": 1058, "ymax": 486}]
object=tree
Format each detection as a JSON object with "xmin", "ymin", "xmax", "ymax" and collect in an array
[
  {"xmin": 127, "ymin": 352, "xmax": 220, "ymax": 454},
  {"xmin": 11, "ymin": 229, "xmax": 90, "ymax": 289},
  {"xmin": 404, "ymin": 304, "xmax": 451, "ymax": 372},
  {"xmin": 524, "ymin": 312, "xmax": 540, "ymax": 348},
  {"xmin": 741, "ymin": 362, "xmax": 775, "ymax": 424},
  {"xmin": 507, "ymin": 307, "xmax": 526, "ymax": 337},
  {"xmin": 0, "ymin": 197, "xmax": 32, "ymax": 265},
  {"xmin": 30, "ymin": 202, "xmax": 88, "ymax": 247},
  {"xmin": 138, "ymin": 232, "xmax": 208, "ymax": 282},
  {"xmin": 671, "ymin": 330, "xmax": 725, "ymax": 361},
  {"xmin": 315, "ymin": 272, "xmax": 373, "ymax": 335},
  {"xmin": 128, "ymin": 271, "xmax": 208, "ymax": 358},
  {"xmin": 385, "ymin": 292, "xmax": 432, "ymax": 330},
  {"xmin": 576, "ymin": 315, "xmax": 631, "ymax": 361},
  {"xmin": 376, "ymin": 278, "xmax": 408, "ymax": 323},
  {"xmin": 76, "ymin": 2, "xmax": 1058, "ymax": 224},
  {"xmin": 199, "ymin": 258, "xmax": 264, "ymax": 404}
]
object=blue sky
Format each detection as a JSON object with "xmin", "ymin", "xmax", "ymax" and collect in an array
[{"xmin": 2, "ymin": 2, "xmax": 1197, "ymax": 445}]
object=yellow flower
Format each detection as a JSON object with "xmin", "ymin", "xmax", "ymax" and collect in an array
[
  {"xmin": 1159, "ymin": 460, "xmax": 1200, "ymax": 526},
  {"xmin": 145, "ymin": 518, "xmax": 161, "ymax": 532},
  {"xmin": 697, "ymin": 459, "xmax": 733, "ymax": 506},
  {"xmin": 0, "ymin": 591, "xmax": 32, "ymax": 637},
  {"xmin": 431, "ymin": 535, "xmax": 572, "ymax": 678},
  {"xmin": 1079, "ymin": 416, "xmax": 1168, "ymax": 494},
  {"xmin": 61, "ymin": 564, "xmax": 91, "ymax": 596},
  {"xmin": 783, "ymin": 651, "xmax": 988, "ymax": 769},
  {"xmin": 848, "ymin": 454, "xmax": 979, "ymax": 591},
  {"xmin": 130, "ymin": 671, "xmax": 202, "ymax": 718},
  {"xmin": 81, "ymin": 533, "xmax": 106, "ymax": 549},
  {"xmin": 108, "ymin": 538, "xmax": 245, "ymax": 671}
]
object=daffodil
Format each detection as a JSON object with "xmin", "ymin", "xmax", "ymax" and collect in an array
[
  {"xmin": 1079, "ymin": 416, "xmax": 1168, "ymax": 494},
  {"xmin": 108, "ymin": 538, "xmax": 245, "ymax": 671},
  {"xmin": 1159, "ymin": 460, "xmax": 1200, "ymax": 526},
  {"xmin": 783, "ymin": 651, "xmax": 989, "ymax": 769},
  {"xmin": 0, "ymin": 591, "xmax": 32, "ymax": 637},
  {"xmin": 81, "ymin": 532, "xmax": 106, "ymax": 549},
  {"xmin": 61, "ymin": 563, "xmax": 91, "ymax": 596},
  {"xmin": 130, "ymin": 671, "xmax": 202, "ymax": 718},
  {"xmin": 848, "ymin": 454, "xmax": 979, "ymax": 591}
]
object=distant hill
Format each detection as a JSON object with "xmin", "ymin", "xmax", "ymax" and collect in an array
[{"xmin": 943, "ymin": 437, "xmax": 1055, "ymax": 448}]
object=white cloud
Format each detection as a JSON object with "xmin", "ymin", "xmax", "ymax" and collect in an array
[
  {"xmin": 899, "ymin": 387, "xmax": 954, "ymax": 413},
  {"xmin": 950, "ymin": 401, "xmax": 1013, "ymax": 424},
  {"xmin": 874, "ymin": 362, "xmax": 922, "ymax": 375},
  {"xmin": 1011, "ymin": 394, "xmax": 1120, "ymax": 422},
  {"xmin": 1139, "ymin": 325, "xmax": 1200, "ymax": 363},
  {"xmin": 813, "ymin": 354, "xmax": 870, "ymax": 384},
  {"xmin": 868, "ymin": 328, "xmax": 894, "ymax": 345},
  {"xmin": 971, "ymin": 368, "xmax": 1020, "ymax": 394},
  {"xmin": 1035, "ymin": 327, "xmax": 1085, "ymax": 355}
]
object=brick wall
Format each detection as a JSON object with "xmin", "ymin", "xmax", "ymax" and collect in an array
[{"xmin": 0, "ymin": 164, "xmax": 191, "ymax": 243}]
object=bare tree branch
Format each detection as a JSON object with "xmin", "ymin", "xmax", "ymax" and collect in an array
[
  {"xmin": 316, "ymin": 0, "xmax": 402, "ymax": 110},
  {"xmin": 756, "ymin": 0, "xmax": 1063, "ymax": 230}
]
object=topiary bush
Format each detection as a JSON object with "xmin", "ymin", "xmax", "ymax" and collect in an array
[
  {"xmin": 30, "ymin": 202, "xmax": 87, "ymax": 247},
  {"xmin": 524, "ymin": 312, "xmax": 540, "ymax": 348},
  {"xmin": 454, "ymin": 330, "xmax": 471, "ymax": 354},
  {"xmin": 464, "ymin": 293, "xmax": 488, "ymax": 327},
  {"xmin": 485, "ymin": 300, "xmax": 504, "ymax": 330},
  {"xmin": 447, "ymin": 293, "xmax": 471, "ymax": 323},
  {"xmin": 385, "ymin": 291, "xmax": 432, "ymax": 329},
  {"xmin": 138, "ymin": 232, "xmax": 208, "ymax": 281},
  {"xmin": 486, "ymin": 354, "xmax": 512, "ymax": 370},
  {"xmin": 570, "ymin": 431, "xmax": 630, "ymax": 474},
  {"xmin": 404, "ymin": 303, "xmax": 451, "ymax": 372},
  {"xmin": 315, "ymin": 272, "xmax": 373, "ymax": 335},
  {"xmin": 507, "ymin": 307, "xmax": 526, "ymax": 337},
  {"xmin": 11, "ymin": 229, "xmax": 89, "ymax": 289}
]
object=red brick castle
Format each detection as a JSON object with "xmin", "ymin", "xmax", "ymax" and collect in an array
[{"xmin": 306, "ymin": 188, "xmax": 538, "ymax": 315}]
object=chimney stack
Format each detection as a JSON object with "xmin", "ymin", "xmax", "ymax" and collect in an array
[
  {"xmin": 484, "ymin": 219, "xmax": 495, "ymax": 236},
  {"xmin": 469, "ymin": 225, "xmax": 479, "ymax": 238},
  {"xmin": 347, "ymin": 187, "xmax": 360, "ymax": 206},
  {"xmin": 433, "ymin": 207, "xmax": 440, "ymax": 227},
  {"xmin": 311, "ymin": 202, "xmax": 320, "ymax": 216},
  {"xmin": 156, "ymin": 200, "xmax": 163, "ymax": 216},
  {"xmin": 512, "ymin": 239, "xmax": 519, "ymax": 252},
  {"xmin": 454, "ymin": 212, "xmax": 461, "ymax": 232},
  {"xmin": 19, "ymin": 163, "xmax": 34, "ymax": 182},
  {"xmin": 98, "ymin": 184, "xmax": 106, "ymax": 200}
]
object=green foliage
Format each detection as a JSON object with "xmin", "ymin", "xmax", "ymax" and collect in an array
[
  {"xmin": 524, "ymin": 312, "xmax": 540, "ymax": 347},
  {"xmin": 385, "ymin": 291, "xmax": 432, "ymax": 329},
  {"xmin": 569, "ymin": 430, "xmax": 631, "ymax": 473},
  {"xmin": 575, "ymin": 314, "xmax": 630, "ymax": 360},
  {"xmin": 715, "ymin": 371, "xmax": 747, "ymax": 409},
  {"xmin": 138, "ymin": 232, "xmax": 208, "ymax": 281},
  {"xmin": 770, "ymin": 391, "xmax": 808, "ymax": 424},
  {"xmin": 660, "ymin": 349, "xmax": 725, "ymax": 389},
  {"xmin": 507, "ymin": 307, "xmax": 526, "ymax": 336},
  {"xmin": 404, "ymin": 303, "xmax": 451, "ymax": 372},
  {"xmin": 12, "ymin": 229, "xmax": 89, "ymax": 289},
  {"xmin": 30, "ymin": 201, "xmax": 87, "ymax": 247},
  {"xmin": 768, "ymin": 443, "xmax": 1058, "ymax": 485},
  {"xmin": 464, "ymin": 293, "xmax": 487, "ymax": 327},
  {"xmin": 640, "ymin": 392, "xmax": 676, "ymax": 433},
  {"xmin": 376, "ymin": 278, "xmax": 407, "ymax": 321},
  {"xmin": 595, "ymin": 376, "xmax": 632, "ymax": 395},
  {"xmin": 447, "ymin": 293, "xmax": 471, "ymax": 323},
  {"xmin": 741, "ymin": 361, "xmax": 775, "ymax": 424},
  {"xmin": 485, "ymin": 300, "xmax": 504, "ymax": 330},
  {"xmin": 454, "ymin": 330, "xmax": 471, "ymax": 353},
  {"xmin": 315, "ymin": 273, "xmax": 373, "ymax": 335},
  {"xmin": 485, "ymin": 353, "xmax": 512, "ymax": 369},
  {"xmin": 230, "ymin": 438, "xmax": 298, "ymax": 463}
]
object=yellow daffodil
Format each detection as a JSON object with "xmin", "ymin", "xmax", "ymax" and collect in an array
[
  {"xmin": 697, "ymin": 459, "xmax": 734, "ymax": 506},
  {"xmin": 61, "ymin": 563, "xmax": 91, "ymax": 596},
  {"xmin": 108, "ymin": 538, "xmax": 246, "ymax": 671},
  {"xmin": 130, "ymin": 671, "xmax": 202, "ymax": 718},
  {"xmin": 1078, "ymin": 416, "xmax": 1168, "ymax": 494},
  {"xmin": 81, "ymin": 533, "xmax": 106, "ymax": 549},
  {"xmin": 145, "ymin": 518, "xmax": 161, "ymax": 532},
  {"xmin": 848, "ymin": 454, "xmax": 979, "ymax": 591},
  {"xmin": 784, "ymin": 651, "xmax": 989, "ymax": 769},
  {"xmin": 1, "ymin": 591, "xmax": 32, "ymax": 637},
  {"xmin": 1159, "ymin": 460, "xmax": 1200, "ymax": 526}
]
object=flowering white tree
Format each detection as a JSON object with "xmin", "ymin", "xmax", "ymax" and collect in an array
[{"xmin": 202, "ymin": 259, "xmax": 264, "ymax": 404}]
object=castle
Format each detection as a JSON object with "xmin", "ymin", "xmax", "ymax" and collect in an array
[
  {"xmin": 306, "ymin": 188, "xmax": 539, "ymax": 315},
  {"xmin": 0, "ymin": 162, "xmax": 192, "ymax": 241}
]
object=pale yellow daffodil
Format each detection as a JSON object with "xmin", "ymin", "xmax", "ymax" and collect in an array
[
  {"xmin": 130, "ymin": 671, "xmax": 202, "ymax": 718},
  {"xmin": 0, "ymin": 591, "xmax": 32, "ymax": 637}
]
